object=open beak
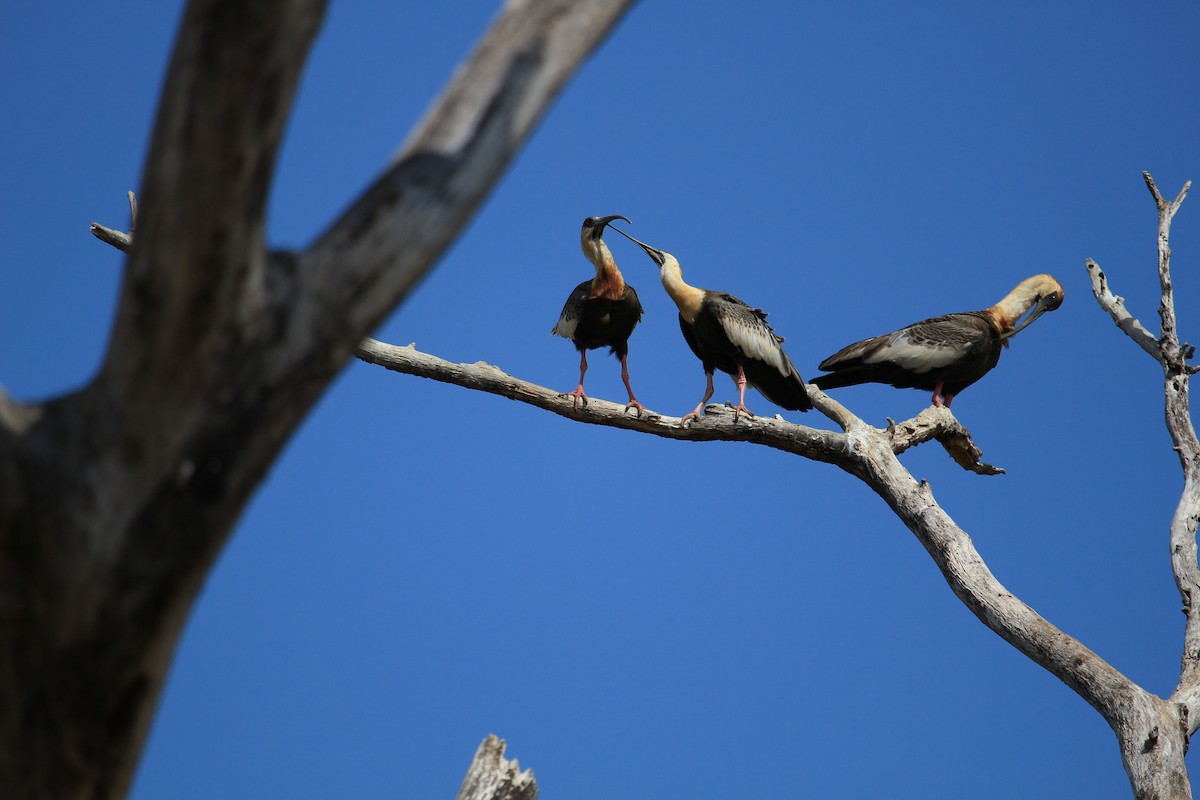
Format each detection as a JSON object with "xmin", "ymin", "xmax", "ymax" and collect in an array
[
  {"xmin": 595, "ymin": 214, "xmax": 632, "ymax": 231},
  {"xmin": 607, "ymin": 223, "xmax": 667, "ymax": 267},
  {"xmin": 1002, "ymin": 293, "xmax": 1060, "ymax": 340}
]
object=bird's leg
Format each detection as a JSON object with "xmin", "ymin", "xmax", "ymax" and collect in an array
[
  {"xmin": 682, "ymin": 371, "xmax": 716, "ymax": 423},
  {"xmin": 931, "ymin": 381, "xmax": 946, "ymax": 408},
  {"xmin": 728, "ymin": 364, "xmax": 755, "ymax": 422},
  {"xmin": 619, "ymin": 353, "xmax": 648, "ymax": 417},
  {"xmin": 562, "ymin": 351, "xmax": 589, "ymax": 409}
]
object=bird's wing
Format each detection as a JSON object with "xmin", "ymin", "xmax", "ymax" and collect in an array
[
  {"xmin": 551, "ymin": 279, "xmax": 592, "ymax": 339},
  {"xmin": 709, "ymin": 293, "xmax": 795, "ymax": 377},
  {"xmin": 844, "ymin": 313, "xmax": 994, "ymax": 375}
]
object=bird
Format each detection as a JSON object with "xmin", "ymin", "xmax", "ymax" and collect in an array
[
  {"xmin": 552, "ymin": 214, "xmax": 647, "ymax": 415},
  {"xmin": 607, "ymin": 225, "xmax": 811, "ymax": 422},
  {"xmin": 811, "ymin": 274, "xmax": 1065, "ymax": 407}
]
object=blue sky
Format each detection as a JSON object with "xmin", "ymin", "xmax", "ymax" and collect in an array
[{"xmin": 4, "ymin": 1, "xmax": 1200, "ymax": 797}]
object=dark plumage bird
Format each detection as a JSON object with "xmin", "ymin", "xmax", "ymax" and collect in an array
[
  {"xmin": 812, "ymin": 274, "xmax": 1064, "ymax": 407},
  {"xmin": 608, "ymin": 225, "xmax": 811, "ymax": 422},
  {"xmin": 552, "ymin": 215, "xmax": 647, "ymax": 415}
]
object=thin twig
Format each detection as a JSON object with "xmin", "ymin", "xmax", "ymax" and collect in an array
[{"xmin": 89, "ymin": 223, "xmax": 132, "ymax": 252}]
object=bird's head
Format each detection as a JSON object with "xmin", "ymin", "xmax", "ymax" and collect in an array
[
  {"xmin": 997, "ymin": 274, "xmax": 1065, "ymax": 339},
  {"xmin": 580, "ymin": 214, "xmax": 630, "ymax": 251}
]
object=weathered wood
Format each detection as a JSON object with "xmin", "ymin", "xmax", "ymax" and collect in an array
[
  {"xmin": 359, "ymin": 169, "xmax": 1197, "ymax": 798},
  {"xmin": 1088, "ymin": 173, "xmax": 1195, "ymax": 799},
  {"xmin": 355, "ymin": 337, "xmax": 1005, "ymax": 475},
  {"xmin": 0, "ymin": 1, "xmax": 636, "ymax": 798},
  {"xmin": 456, "ymin": 735, "xmax": 538, "ymax": 800}
]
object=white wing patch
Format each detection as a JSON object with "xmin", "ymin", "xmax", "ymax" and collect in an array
[
  {"xmin": 864, "ymin": 329, "xmax": 975, "ymax": 374},
  {"xmin": 551, "ymin": 316, "xmax": 578, "ymax": 340},
  {"xmin": 723, "ymin": 316, "xmax": 790, "ymax": 375}
]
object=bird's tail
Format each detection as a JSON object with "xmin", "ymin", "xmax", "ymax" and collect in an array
[
  {"xmin": 810, "ymin": 369, "xmax": 871, "ymax": 391},
  {"xmin": 744, "ymin": 358, "xmax": 812, "ymax": 412}
]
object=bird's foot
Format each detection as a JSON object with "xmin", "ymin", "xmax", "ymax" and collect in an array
[
  {"xmin": 561, "ymin": 387, "xmax": 588, "ymax": 409},
  {"xmin": 725, "ymin": 401, "xmax": 755, "ymax": 422},
  {"xmin": 680, "ymin": 403, "xmax": 707, "ymax": 424},
  {"xmin": 623, "ymin": 398, "xmax": 653, "ymax": 418}
]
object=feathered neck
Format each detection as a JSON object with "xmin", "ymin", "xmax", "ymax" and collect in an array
[
  {"xmin": 583, "ymin": 238, "xmax": 625, "ymax": 300},
  {"xmin": 657, "ymin": 253, "xmax": 705, "ymax": 323}
]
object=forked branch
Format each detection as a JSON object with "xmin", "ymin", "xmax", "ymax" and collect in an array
[{"xmin": 1090, "ymin": 175, "xmax": 1200, "ymax": 748}]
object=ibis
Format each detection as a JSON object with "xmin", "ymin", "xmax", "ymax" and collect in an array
[
  {"xmin": 812, "ymin": 274, "xmax": 1064, "ymax": 407},
  {"xmin": 608, "ymin": 225, "xmax": 812, "ymax": 422},
  {"xmin": 551, "ymin": 215, "xmax": 647, "ymax": 415}
]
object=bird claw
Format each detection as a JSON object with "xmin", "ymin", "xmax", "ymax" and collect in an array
[
  {"xmin": 724, "ymin": 401, "xmax": 755, "ymax": 422},
  {"xmin": 560, "ymin": 388, "xmax": 588, "ymax": 409},
  {"xmin": 623, "ymin": 400, "xmax": 648, "ymax": 418}
]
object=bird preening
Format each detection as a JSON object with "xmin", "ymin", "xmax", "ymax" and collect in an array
[
  {"xmin": 607, "ymin": 224, "xmax": 812, "ymax": 422},
  {"xmin": 552, "ymin": 214, "xmax": 648, "ymax": 415},
  {"xmin": 812, "ymin": 274, "xmax": 1064, "ymax": 407}
]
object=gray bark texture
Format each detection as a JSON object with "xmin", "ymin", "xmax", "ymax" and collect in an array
[
  {"xmin": 359, "ymin": 174, "xmax": 1197, "ymax": 799},
  {"xmin": 0, "ymin": 0, "xmax": 636, "ymax": 797}
]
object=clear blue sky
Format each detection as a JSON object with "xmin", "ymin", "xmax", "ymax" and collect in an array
[{"xmin": 4, "ymin": 2, "xmax": 1200, "ymax": 797}]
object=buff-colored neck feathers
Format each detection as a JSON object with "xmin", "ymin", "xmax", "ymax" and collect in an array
[{"xmin": 656, "ymin": 253, "xmax": 705, "ymax": 324}]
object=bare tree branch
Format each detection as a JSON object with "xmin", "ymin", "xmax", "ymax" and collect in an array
[
  {"xmin": 355, "ymin": 337, "xmax": 1009, "ymax": 475},
  {"xmin": 294, "ymin": 0, "xmax": 640, "ymax": 357},
  {"xmin": 1091, "ymin": 176, "xmax": 1200, "ymax": 735},
  {"xmin": 1086, "ymin": 258, "xmax": 1162, "ymax": 362},
  {"xmin": 456, "ymin": 735, "xmax": 538, "ymax": 800},
  {"xmin": 89, "ymin": 222, "xmax": 132, "ymax": 252},
  {"xmin": 89, "ymin": 191, "xmax": 137, "ymax": 252},
  {"xmin": 356, "ymin": 334, "xmax": 1167, "ymax": 783},
  {"xmin": 0, "ymin": 2, "xmax": 638, "ymax": 798},
  {"xmin": 887, "ymin": 409, "xmax": 1005, "ymax": 475}
]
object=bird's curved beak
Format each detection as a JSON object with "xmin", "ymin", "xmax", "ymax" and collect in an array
[
  {"xmin": 596, "ymin": 214, "xmax": 632, "ymax": 231},
  {"xmin": 607, "ymin": 224, "xmax": 666, "ymax": 267},
  {"xmin": 1003, "ymin": 292, "xmax": 1062, "ymax": 339}
]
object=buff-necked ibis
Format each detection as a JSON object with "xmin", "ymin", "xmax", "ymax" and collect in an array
[
  {"xmin": 552, "ymin": 215, "xmax": 647, "ymax": 415},
  {"xmin": 608, "ymin": 225, "xmax": 811, "ymax": 422},
  {"xmin": 812, "ymin": 274, "xmax": 1064, "ymax": 407}
]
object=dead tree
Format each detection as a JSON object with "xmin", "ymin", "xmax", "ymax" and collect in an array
[
  {"xmin": 0, "ymin": 1, "xmax": 636, "ymax": 797},
  {"xmin": 358, "ymin": 173, "xmax": 1196, "ymax": 799},
  {"xmin": 0, "ymin": 0, "xmax": 1193, "ymax": 796}
]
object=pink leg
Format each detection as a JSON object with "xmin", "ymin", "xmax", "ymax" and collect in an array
[
  {"xmin": 563, "ymin": 351, "xmax": 589, "ymax": 409},
  {"xmin": 619, "ymin": 353, "xmax": 648, "ymax": 417},
  {"xmin": 682, "ymin": 371, "xmax": 715, "ymax": 422},
  {"xmin": 729, "ymin": 364, "xmax": 755, "ymax": 422},
  {"xmin": 931, "ymin": 381, "xmax": 945, "ymax": 408}
]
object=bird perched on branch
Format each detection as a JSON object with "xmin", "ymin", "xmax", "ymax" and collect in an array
[
  {"xmin": 608, "ymin": 225, "xmax": 811, "ymax": 422},
  {"xmin": 552, "ymin": 215, "xmax": 647, "ymax": 415},
  {"xmin": 812, "ymin": 274, "xmax": 1064, "ymax": 407}
]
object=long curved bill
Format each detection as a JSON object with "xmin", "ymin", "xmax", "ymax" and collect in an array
[
  {"xmin": 606, "ymin": 224, "xmax": 666, "ymax": 266},
  {"xmin": 1002, "ymin": 294, "xmax": 1057, "ymax": 340}
]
